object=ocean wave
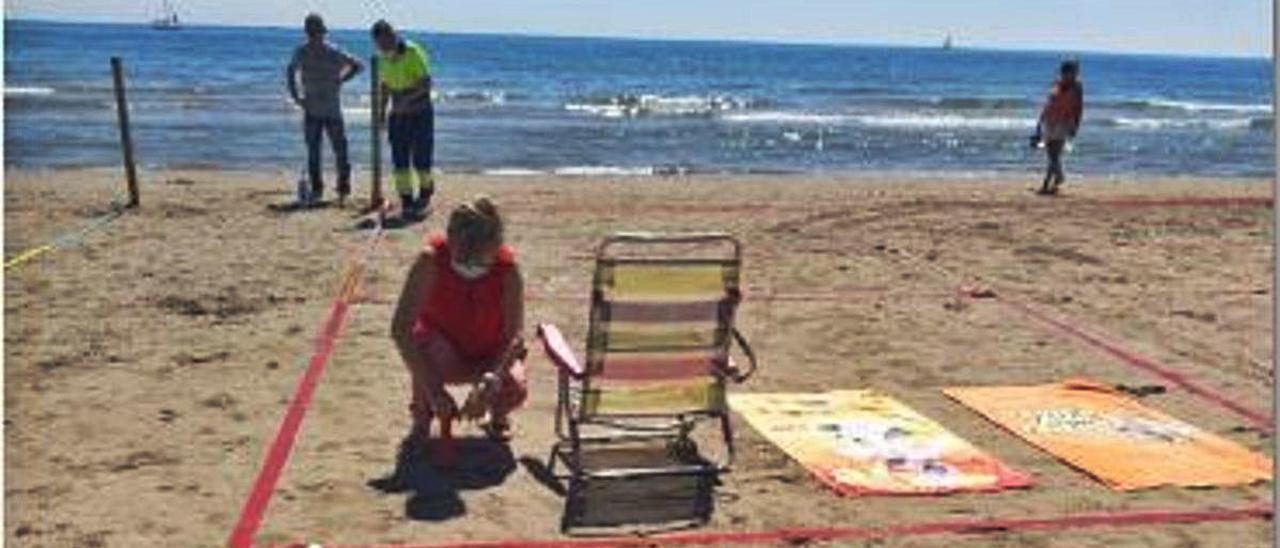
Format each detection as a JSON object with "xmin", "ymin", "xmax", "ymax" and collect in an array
[
  {"xmin": 792, "ymin": 85, "xmax": 898, "ymax": 96},
  {"xmin": 1107, "ymin": 98, "xmax": 1272, "ymax": 114},
  {"xmin": 57, "ymin": 83, "xmax": 213, "ymax": 95},
  {"xmin": 481, "ymin": 164, "xmax": 702, "ymax": 176},
  {"xmin": 337, "ymin": 92, "xmax": 508, "ymax": 118},
  {"xmin": 933, "ymin": 97, "xmax": 1031, "ymax": 110},
  {"xmin": 6, "ymin": 95, "xmax": 111, "ymax": 110},
  {"xmin": 342, "ymin": 106, "xmax": 373, "ymax": 120},
  {"xmin": 553, "ymin": 165, "xmax": 656, "ymax": 176},
  {"xmin": 438, "ymin": 89, "xmax": 511, "ymax": 105},
  {"xmin": 721, "ymin": 111, "xmax": 854, "ymax": 124},
  {"xmin": 565, "ymin": 93, "xmax": 751, "ymax": 118},
  {"xmin": 1100, "ymin": 116, "xmax": 1271, "ymax": 131},
  {"xmin": 481, "ymin": 168, "xmax": 545, "ymax": 176},
  {"xmin": 813, "ymin": 94, "xmax": 1032, "ymax": 110},
  {"xmin": 723, "ymin": 111, "xmax": 1031, "ymax": 130},
  {"xmin": 757, "ymin": 92, "xmax": 1037, "ymax": 114},
  {"xmin": 5, "ymin": 86, "xmax": 57, "ymax": 97},
  {"xmin": 855, "ymin": 114, "xmax": 1030, "ymax": 130},
  {"xmin": 725, "ymin": 109, "xmax": 1272, "ymax": 132}
]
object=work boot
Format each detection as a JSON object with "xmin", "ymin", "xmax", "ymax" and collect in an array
[
  {"xmin": 417, "ymin": 188, "xmax": 434, "ymax": 214},
  {"xmin": 400, "ymin": 193, "xmax": 423, "ymax": 220}
]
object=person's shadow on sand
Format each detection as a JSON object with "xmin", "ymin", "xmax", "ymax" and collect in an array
[
  {"xmin": 266, "ymin": 200, "xmax": 338, "ymax": 213},
  {"xmin": 367, "ymin": 436, "xmax": 516, "ymax": 522},
  {"xmin": 351, "ymin": 208, "xmax": 432, "ymax": 231},
  {"xmin": 353, "ymin": 213, "xmax": 427, "ymax": 231}
]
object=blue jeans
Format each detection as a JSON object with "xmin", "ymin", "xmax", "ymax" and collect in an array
[
  {"xmin": 387, "ymin": 104, "xmax": 435, "ymax": 197},
  {"xmin": 304, "ymin": 114, "xmax": 351, "ymax": 197}
]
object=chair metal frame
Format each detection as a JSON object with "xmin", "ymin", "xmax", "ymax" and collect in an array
[{"xmin": 537, "ymin": 232, "xmax": 758, "ymax": 532}]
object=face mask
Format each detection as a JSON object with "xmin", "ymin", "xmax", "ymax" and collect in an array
[
  {"xmin": 451, "ymin": 260, "xmax": 490, "ymax": 280},
  {"xmin": 378, "ymin": 40, "xmax": 403, "ymax": 57}
]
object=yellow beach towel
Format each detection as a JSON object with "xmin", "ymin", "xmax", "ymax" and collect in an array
[
  {"xmin": 731, "ymin": 390, "xmax": 1031, "ymax": 495},
  {"xmin": 944, "ymin": 378, "xmax": 1272, "ymax": 491}
]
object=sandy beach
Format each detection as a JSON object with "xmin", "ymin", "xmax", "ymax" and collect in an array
[{"xmin": 3, "ymin": 168, "xmax": 1273, "ymax": 547}]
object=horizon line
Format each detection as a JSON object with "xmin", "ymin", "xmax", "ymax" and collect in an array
[{"xmin": 5, "ymin": 16, "xmax": 1272, "ymax": 61}]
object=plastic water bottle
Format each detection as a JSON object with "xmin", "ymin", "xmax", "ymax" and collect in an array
[{"xmin": 295, "ymin": 168, "xmax": 311, "ymax": 204}]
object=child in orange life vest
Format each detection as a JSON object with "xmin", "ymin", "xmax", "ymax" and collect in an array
[
  {"xmin": 1032, "ymin": 59, "xmax": 1084, "ymax": 195},
  {"xmin": 390, "ymin": 197, "xmax": 528, "ymax": 448}
]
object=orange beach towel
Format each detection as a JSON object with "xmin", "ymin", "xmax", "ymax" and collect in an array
[{"xmin": 944, "ymin": 378, "xmax": 1272, "ymax": 491}]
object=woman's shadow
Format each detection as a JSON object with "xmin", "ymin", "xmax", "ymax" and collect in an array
[{"xmin": 367, "ymin": 435, "xmax": 516, "ymax": 521}]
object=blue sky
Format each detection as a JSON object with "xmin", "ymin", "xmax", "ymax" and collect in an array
[{"xmin": 6, "ymin": 0, "xmax": 1272, "ymax": 57}]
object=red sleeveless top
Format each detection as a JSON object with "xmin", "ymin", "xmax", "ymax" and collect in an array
[
  {"xmin": 1042, "ymin": 80, "xmax": 1083, "ymax": 125},
  {"xmin": 414, "ymin": 235, "xmax": 516, "ymax": 362}
]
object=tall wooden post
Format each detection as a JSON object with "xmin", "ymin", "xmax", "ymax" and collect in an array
[
  {"xmin": 111, "ymin": 56, "xmax": 140, "ymax": 208},
  {"xmin": 369, "ymin": 56, "xmax": 383, "ymax": 210},
  {"xmin": 1271, "ymin": 6, "xmax": 1280, "ymax": 539}
]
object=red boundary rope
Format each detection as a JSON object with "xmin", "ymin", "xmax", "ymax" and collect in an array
[
  {"xmin": 273, "ymin": 505, "xmax": 1271, "ymax": 547},
  {"xmin": 228, "ymin": 299, "xmax": 351, "ymax": 547},
  {"xmin": 227, "ymin": 219, "xmax": 385, "ymax": 548},
  {"xmin": 237, "ymin": 193, "xmax": 1272, "ymax": 546},
  {"xmin": 1098, "ymin": 196, "xmax": 1272, "ymax": 209},
  {"xmin": 991, "ymin": 295, "xmax": 1273, "ymax": 432}
]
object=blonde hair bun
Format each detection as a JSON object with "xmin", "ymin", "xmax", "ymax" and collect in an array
[{"xmin": 447, "ymin": 195, "xmax": 504, "ymax": 256}]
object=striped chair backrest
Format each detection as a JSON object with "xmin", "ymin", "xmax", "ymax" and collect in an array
[{"xmin": 579, "ymin": 234, "xmax": 741, "ymax": 417}]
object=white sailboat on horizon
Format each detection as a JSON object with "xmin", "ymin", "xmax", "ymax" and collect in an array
[{"xmin": 151, "ymin": 0, "xmax": 182, "ymax": 30}]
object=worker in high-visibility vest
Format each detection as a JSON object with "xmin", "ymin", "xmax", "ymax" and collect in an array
[{"xmin": 372, "ymin": 19, "xmax": 436, "ymax": 217}]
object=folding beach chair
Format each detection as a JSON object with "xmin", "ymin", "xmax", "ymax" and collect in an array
[{"xmin": 537, "ymin": 232, "xmax": 758, "ymax": 532}]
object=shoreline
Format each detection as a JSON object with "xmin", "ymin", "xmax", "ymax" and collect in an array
[{"xmin": 5, "ymin": 164, "xmax": 1275, "ymax": 183}]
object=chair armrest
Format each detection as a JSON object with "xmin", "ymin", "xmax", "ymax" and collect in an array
[
  {"xmin": 726, "ymin": 327, "xmax": 758, "ymax": 383},
  {"xmin": 537, "ymin": 323, "xmax": 586, "ymax": 380}
]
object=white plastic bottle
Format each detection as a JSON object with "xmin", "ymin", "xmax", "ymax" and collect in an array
[{"xmin": 295, "ymin": 167, "xmax": 311, "ymax": 205}]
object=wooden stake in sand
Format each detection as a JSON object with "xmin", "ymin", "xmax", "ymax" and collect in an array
[
  {"xmin": 369, "ymin": 55, "xmax": 383, "ymax": 209},
  {"xmin": 110, "ymin": 56, "xmax": 140, "ymax": 208}
]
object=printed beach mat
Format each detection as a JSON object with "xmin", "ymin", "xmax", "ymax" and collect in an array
[
  {"xmin": 944, "ymin": 378, "xmax": 1273, "ymax": 491},
  {"xmin": 730, "ymin": 390, "xmax": 1031, "ymax": 495}
]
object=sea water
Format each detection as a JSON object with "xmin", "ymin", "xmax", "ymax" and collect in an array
[{"xmin": 4, "ymin": 19, "xmax": 1273, "ymax": 177}]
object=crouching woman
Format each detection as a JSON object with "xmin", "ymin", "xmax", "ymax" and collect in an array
[{"xmin": 391, "ymin": 197, "xmax": 527, "ymax": 445}]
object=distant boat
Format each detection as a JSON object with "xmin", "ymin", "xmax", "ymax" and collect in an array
[
  {"xmin": 150, "ymin": 0, "xmax": 182, "ymax": 30},
  {"xmin": 942, "ymin": 34, "xmax": 954, "ymax": 50}
]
